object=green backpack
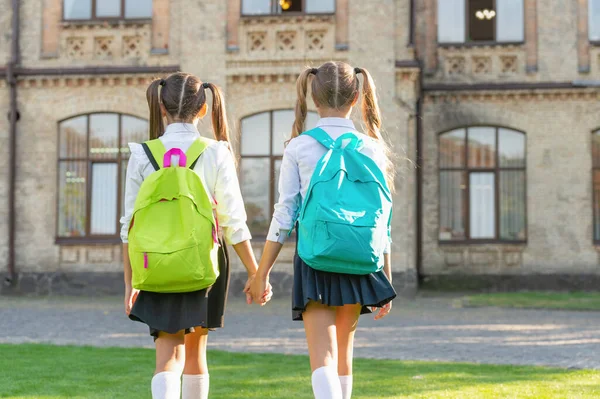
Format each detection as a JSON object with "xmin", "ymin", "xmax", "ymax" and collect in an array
[{"xmin": 127, "ymin": 138, "xmax": 220, "ymax": 293}]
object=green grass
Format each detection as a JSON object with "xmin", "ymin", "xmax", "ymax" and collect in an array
[
  {"xmin": 1, "ymin": 345, "xmax": 600, "ymax": 398},
  {"xmin": 461, "ymin": 291, "xmax": 600, "ymax": 311}
]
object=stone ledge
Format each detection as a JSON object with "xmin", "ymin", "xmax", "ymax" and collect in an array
[
  {"xmin": 0, "ymin": 271, "xmax": 417, "ymax": 298},
  {"xmin": 421, "ymin": 274, "xmax": 600, "ymax": 292}
]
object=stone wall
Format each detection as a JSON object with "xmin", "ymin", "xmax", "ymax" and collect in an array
[{"xmin": 421, "ymin": 89, "xmax": 600, "ymax": 276}]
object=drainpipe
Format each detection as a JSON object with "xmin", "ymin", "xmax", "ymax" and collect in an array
[
  {"xmin": 415, "ymin": 61, "xmax": 423, "ymax": 283},
  {"xmin": 6, "ymin": 0, "xmax": 20, "ymax": 286}
]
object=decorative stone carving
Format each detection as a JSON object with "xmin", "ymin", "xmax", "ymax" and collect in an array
[
  {"xmin": 123, "ymin": 35, "xmax": 142, "ymax": 58},
  {"xmin": 500, "ymin": 55, "xmax": 518, "ymax": 74},
  {"xmin": 94, "ymin": 36, "xmax": 114, "ymax": 58},
  {"xmin": 277, "ymin": 31, "xmax": 296, "ymax": 52},
  {"xmin": 67, "ymin": 37, "xmax": 86, "ymax": 59},
  {"xmin": 446, "ymin": 56, "xmax": 466, "ymax": 75},
  {"xmin": 472, "ymin": 56, "xmax": 492, "ymax": 74},
  {"xmin": 248, "ymin": 31, "xmax": 267, "ymax": 52},
  {"xmin": 306, "ymin": 30, "xmax": 326, "ymax": 51}
]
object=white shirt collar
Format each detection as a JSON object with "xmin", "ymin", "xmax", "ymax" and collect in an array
[
  {"xmin": 316, "ymin": 117, "xmax": 356, "ymax": 130},
  {"xmin": 163, "ymin": 123, "xmax": 200, "ymax": 137}
]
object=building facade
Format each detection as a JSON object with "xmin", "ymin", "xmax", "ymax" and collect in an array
[
  {"xmin": 415, "ymin": 0, "xmax": 600, "ymax": 289},
  {"xmin": 2, "ymin": 0, "xmax": 599, "ymax": 296},
  {"xmin": 0, "ymin": 0, "xmax": 417, "ymax": 295}
]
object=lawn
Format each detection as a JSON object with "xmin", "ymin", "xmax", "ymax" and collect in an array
[
  {"xmin": 1, "ymin": 345, "xmax": 600, "ymax": 399},
  {"xmin": 461, "ymin": 291, "xmax": 600, "ymax": 311}
]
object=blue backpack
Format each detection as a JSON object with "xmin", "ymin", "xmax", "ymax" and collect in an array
[{"xmin": 295, "ymin": 128, "xmax": 393, "ymax": 275}]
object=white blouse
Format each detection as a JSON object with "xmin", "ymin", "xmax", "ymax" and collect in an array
[
  {"xmin": 266, "ymin": 117, "xmax": 391, "ymax": 253},
  {"xmin": 120, "ymin": 123, "xmax": 252, "ymax": 245}
]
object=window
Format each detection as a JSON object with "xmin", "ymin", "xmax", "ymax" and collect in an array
[
  {"xmin": 437, "ymin": 0, "xmax": 524, "ymax": 44},
  {"xmin": 439, "ymin": 127, "xmax": 526, "ymax": 242},
  {"xmin": 242, "ymin": 0, "xmax": 335, "ymax": 16},
  {"xmin": 57, "ymin": 113, "xmax": 148, "ymax": 241},
  {"xmin": 590, "ymin": 0, "xmax": 600, "ymax": 41},
  {"xmin": 593, "ymin": 131, "xmax": 600, "ymax": 242},
  {"xmin": 63, "ymin": 0, "xmax": 153, "ymax": 21},
  {"xmin": 240, "ymin": 110, "xmax": 319, "ymax": 236}
]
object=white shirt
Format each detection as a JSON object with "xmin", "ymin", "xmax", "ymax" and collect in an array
[
  {"xmin": 267, "ymin": 117, "xmax": 391, "ymax": 253},
  {"xmin": 120, "ymin": 123, "xmax": 252, "ymax": 245}
]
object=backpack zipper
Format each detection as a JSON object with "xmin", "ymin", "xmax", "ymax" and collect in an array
[{"xmin": 144, "ymin": 252, "xmax": 148, "ymax": 269}]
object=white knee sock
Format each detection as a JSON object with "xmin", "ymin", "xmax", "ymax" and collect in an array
[
  {"xmin": 339, "ymin": 375, "xmax": 353, "ymax": 399},
  {"xmin": 311, "ymin": 366, "xmax": 342, "ymax": 399},
  {"xmin": 151, "ymin": 371, "xmax": 181, "ymax": 399},
  {"xmin": 182, "ymin": 374, "xmax": 210, "ymax": 399}
]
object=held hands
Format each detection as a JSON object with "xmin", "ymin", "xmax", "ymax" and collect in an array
[
  {"xmin": 124, "ymin": 286, "xmax": 140, "ymax": 316},
  {"xmin": 247, "ymin": 273, "xmax": 273, "ymax": 306},
  {"xmin": 244, "ymin": 273, "xmax": 273, "ymax": 306}
]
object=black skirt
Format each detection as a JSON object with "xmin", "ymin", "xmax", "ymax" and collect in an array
[
  {"xmin": 129, "ymin": 241, "xmax": 230, "ymax": 339},
  {"xmin": 292, "ymin": 247, "xmax": 397, "ymax": 321}
]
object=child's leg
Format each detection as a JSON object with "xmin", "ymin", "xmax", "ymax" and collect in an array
[
  {"xmin": 182, "ymin": 327, "xmax": 210, "ymax": 399},
  {"xmin": 335, "ymin": 304, "xmax": 362, "ymax": 399},
  {"xmin": 303, "ymin": 301, "xmax": 343, "ymax": 399},
  {"xmin": 152, "ymin": 331, "xmax": 186, "ymax": 399}
]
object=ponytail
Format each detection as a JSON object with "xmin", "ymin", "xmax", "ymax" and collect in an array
[
  {"xmin": 355, "ymin": 67, "xmax": 395, "ymax": 192},
  {"xmin": 147, "ymin": 78, "xmax": 165, "ymax": 140},
  {"xmin": 355, "ymin": 67, "xmax": 382, "ymax": 140},
  {"xmin": 291, "ymin": 67, "xmax": 315, "ymax": 139},
  {"xmin": 203, "ymin": 82, "xmax": 231, "ymax": 144}
]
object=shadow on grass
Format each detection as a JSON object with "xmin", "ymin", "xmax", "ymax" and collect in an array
[{"xmin": 0, "ymin": 344, "xmax": 599, "ymax": 399}]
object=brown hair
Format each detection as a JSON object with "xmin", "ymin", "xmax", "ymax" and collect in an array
[
  {"xmin": 292, "ymin": 61, "xmax": 395, "ymax": 191},
  {"xmin": 146, "ymin": 72, "xmax": 231, "ymax": 146}
]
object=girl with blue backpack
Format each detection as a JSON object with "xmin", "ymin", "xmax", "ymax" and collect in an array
[
  {"xmin": 121, "ymin": 72, "xmax": 271, "ymax": 399},
  {"xmin": 249, "ymin": 61, "xmax": 397, "ymax": 399}
]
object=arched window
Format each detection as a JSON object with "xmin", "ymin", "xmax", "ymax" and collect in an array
[
  {"xmin": 593, "ymin": 130, "xmax": 600, "ymax": 242},
  {"xmin": 438, "ymin": 126, "xmax": 526, "ymax": 242},
  {"xmin": 57, "ymin": 113, "xmax": 148, "ymax": 241},
  {"xmin": 240, "ymin": 110, "xmax": 319, "ymax": 236}
]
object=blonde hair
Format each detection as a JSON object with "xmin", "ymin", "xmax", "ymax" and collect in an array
[{"xmin": 291, "ymin": 61, "xmax": 395, "ymax": 191}]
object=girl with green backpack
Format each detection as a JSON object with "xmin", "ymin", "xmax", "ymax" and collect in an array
[
  {"xmin": 121, "ymin": 72, "xmax": 271, "ymax": 399},
  {"xmin": 250, "ymin": 62, "xmax": 397, "ymax": 399}
]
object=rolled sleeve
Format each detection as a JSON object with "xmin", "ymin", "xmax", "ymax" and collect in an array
[
  {"xmin": 266, "ymin": 144, "xmax": 301, "ymax": 243},
  {"xmin": 119, "ymin": 145, "xmax": 144, "ymax": 243},
  {"xmin": 214, "ymin": 144, "xmax": 252, "ymax": 245}
]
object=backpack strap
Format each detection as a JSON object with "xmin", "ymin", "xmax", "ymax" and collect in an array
[
  {"xmin": 185, "ymin": 138, "xmax": 211, "ymax": 169},
  {"xmin": 302, "ymin": 128, "xmax": 335, "ymax": 149},
  {"xmin": 142, "ymin": 138, "xmax": 211, "ymax": 171},
  {"xmin": 142, "ymin": 139, "xmax": 166, "ymax": 171}
]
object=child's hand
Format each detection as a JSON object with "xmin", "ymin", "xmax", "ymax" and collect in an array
[
  {"xmin": 124, "ymin": 286, "xmax": 140, "ymax": 316},
  {"xmin": 243, "ymin": 274, "xmax": 256, "ymax": 305},
  {"xmin": 373, "ymin": 301, "xmax": 392, "ymax": 320},
  {"xmin": 250, "ymin": 274, "xmax": 272, "ymax": 306}
]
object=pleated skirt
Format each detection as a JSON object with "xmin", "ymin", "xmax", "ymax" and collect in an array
[{"xmin": 292, "ymin": 245, "xmax": 397, "ymax": 321}]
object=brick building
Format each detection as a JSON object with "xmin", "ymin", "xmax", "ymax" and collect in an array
[{"xmin": 0, "ymin": 0, "xmax": 598, "ymax": 295}]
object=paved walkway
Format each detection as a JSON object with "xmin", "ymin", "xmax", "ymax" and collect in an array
[{"xmin": 1, "ymin": 295, "xmax": 599, "ymax": 369}]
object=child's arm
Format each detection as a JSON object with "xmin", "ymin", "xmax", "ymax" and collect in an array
[
  {"xmin": 374, "ymin": 253, "xmax": 393, "ymax": 320},
  {"xmin": 250, "ymin": 143, "xmax": 301, "ymax": 304},
  {"xmin": 212, "ymin": 143, "xmax": 269, "ymax": 302},
  {"xmin": 250, "ymin": 241, "xmax": 283, "ymax": 304},
  {"xmin": 120, "ymin": 146, "xmax": 143, "ymax": 315}
]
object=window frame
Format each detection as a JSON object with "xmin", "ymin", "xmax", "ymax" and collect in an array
[
  {"xmin": 589, "ymin": 0, "xmax": 600, "ymax": 45},
  {"xmin": 240, "ymin": 0, "xmax": 336, "ymax": 17},
  {"xmin": 62, "ymin": 0, "xmax": 152, "ymax": 22},
  {"xmin": 55, "ymin": 112, "xmax": 147, "ymax": 245},
  {"xmin": 437, "ymin": 0, "xmax": 526, "ymax": 47},
  {"xmin": 437, "ymin": 125, "xmax": 528, "ymax": 244},
  {"xmin": 593, "ymin": 130, "xmax": 600, "ymax": 244}
]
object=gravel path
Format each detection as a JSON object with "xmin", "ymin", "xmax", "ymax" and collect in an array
[{"xmin": 1, "ymin": 295, "xmax": 599, "ymax": 369}]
